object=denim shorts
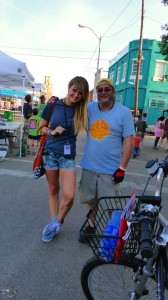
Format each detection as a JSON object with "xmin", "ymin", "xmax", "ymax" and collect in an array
[{"xmin": 42, "ymin": 149, "xmax": 76, "ymax": 170}]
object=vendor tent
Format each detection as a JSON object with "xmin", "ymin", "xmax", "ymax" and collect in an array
[
  {"xmin": 0, "ymin": 50, "xmax": 34, "ymax": 89},
  {"xmin": 0, "ymin": 50, "xmax": 35, "ymax": 157}
]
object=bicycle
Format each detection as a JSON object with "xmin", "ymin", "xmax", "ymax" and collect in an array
[{"xmin": 80, "ymin": 156, "xmax": 168, "ymax": 299}]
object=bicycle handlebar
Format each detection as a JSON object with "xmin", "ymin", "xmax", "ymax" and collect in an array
[
  {"xmin": 158, "ymin": 155, "xmax": 168, "ymax": 174},
  {"xmin": 139, "ymin": 217, "xmax": 154, "ymax": 258},
  {"xmin": 132, "ymin": 156, "xmax": 168, "ymax": 259}
]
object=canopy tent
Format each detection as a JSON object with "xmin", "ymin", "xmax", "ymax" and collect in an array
[
  {"xmin": 0, "ymin": 50, "xmax": 34, "ymax": 89},
  {"xmin": 34, "ymin": 83, "xmax": 46, "ymax": 93},
  {"xmin": 0, "ymin": 50, "xmax": 35, "ymax": 157}
]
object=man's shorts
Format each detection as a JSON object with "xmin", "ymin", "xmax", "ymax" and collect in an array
[{"xmin": 78, "ymin": 169, "xmax": 121, "ymax": 205}]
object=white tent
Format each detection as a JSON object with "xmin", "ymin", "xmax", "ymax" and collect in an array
[
  {"xmin": 0, "ymin": 50, "xmax": 34, "ymax": 89},
  {"xmin": 0, "ymin": 50, "xmax": 35, "ymax": 157}
]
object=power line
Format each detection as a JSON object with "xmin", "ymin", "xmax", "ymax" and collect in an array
[
  {"xmin": 3, "ymin": 51, "xmax": 111, "ymax": 61},
  {"xmin": 104, "ymin": 16, "xmax": 140, "ymax": 38},
  {"xmin": 102, "ymin": 0, "xmax": 134, "ymax": 37},
  {"xmin": 0, "ymin": 45, "xmax": 117, "ymax": 53}
]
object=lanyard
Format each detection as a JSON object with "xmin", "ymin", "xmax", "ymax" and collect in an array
[{"xmin": 63, "ymin": 104, "xmax": 73, "ymax": 142}]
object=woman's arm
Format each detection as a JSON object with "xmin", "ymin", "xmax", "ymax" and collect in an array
[
  {"xmin": 39, "ymin": 119, "xmax": 49, "ymax": 134},
  {"xmin": 39, "ymin": 118, "xmax": 66, "ymax": 136}
]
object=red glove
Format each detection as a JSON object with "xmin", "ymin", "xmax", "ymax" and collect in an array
[{"xmin": 113, "ymin": 168, "xmax": 125, "ymax": 184}]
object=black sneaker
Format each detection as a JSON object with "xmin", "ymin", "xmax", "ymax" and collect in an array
[{"xmin": 79, "ymin": 224, "xmax": 96, "ymax": 243}]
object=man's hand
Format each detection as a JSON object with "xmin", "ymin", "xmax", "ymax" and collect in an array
[{"xmin": 113, "ymin": 168, "xmax": 125, "ymax": 184}]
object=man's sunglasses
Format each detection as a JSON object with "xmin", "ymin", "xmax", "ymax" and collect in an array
[{"xmin": 96, "ymin": 87, "xmax": 113, "ymax": 93}]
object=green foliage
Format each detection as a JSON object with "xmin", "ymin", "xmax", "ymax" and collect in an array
[
  {"xmin": 161, "ymin": 0, "xmax": 168, "ymax": 5},
  {"xmin": 159, "ymin": 1, "xmax": 168, "ymax": 60}
]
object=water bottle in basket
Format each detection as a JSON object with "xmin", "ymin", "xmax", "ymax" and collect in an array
[{"xmin": 98, "ymin": 210, "xmax": 122, "ymax": 262}]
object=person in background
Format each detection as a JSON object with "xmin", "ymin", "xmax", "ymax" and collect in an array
[
  {"xmin": 153, "ymin": 116, "xmax": 165, "ymax": 149},
  {"xmin": 159, "ymin": 117, "xmax": 168, "ymax": 150},
  {"xmin": 142, "ymin": 112, "xmax": 147, "ymax": 122},
  {"xmin": 23, "ymin": 94, "xmax": 33, "ymax": 120},
  {"xmin": 27, "ymin": 108, "xmax": 41, "ymax": 155},
  {"xmin": 134, "ymin": 114, "xmax": 147, "ymax": 149},
  {"xmin": 133, "ymin": 132, "xmax": 141, "ymax": 158},
  {"xmin": 23, "ymin": 94, "xmax": 33, "ymax": 133},
  {"xmin": 40, "ymin": 76, "xmax": 89, "ymax": 242},
  {"xmin": 37, "ymin": 95, "xmax": 46, "ymax": 118},
  {"xmin": 78, "ymin": 78, "xmax": 134, "ymax": 242}
]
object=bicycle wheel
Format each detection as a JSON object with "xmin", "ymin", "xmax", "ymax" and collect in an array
[
  {"xmin": 81, "ymin": 256, "xmax": 168, "ymax": 300},
  {"xmin": 157, "ymin": 254, "xmax": 167, "ymax": 299},
  {"xmin": 162, "ymin": 244, "xmax": 168, "ymax": 289}
]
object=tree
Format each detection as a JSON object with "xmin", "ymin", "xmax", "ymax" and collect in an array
[
  {"xmin": 161, "ymin": 0, "xmax": 168, "ymax": 4},
  {"xmin": 158, "ymin": 0, "xmax": 168, "ymax": 61}
]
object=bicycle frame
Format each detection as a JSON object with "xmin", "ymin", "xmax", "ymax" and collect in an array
[
  {"xmin": 80, "ymin": 156, "xmax": 168, "ymax": 300},
  {"xmin": 131, "ymin": 165, "xmax": 168, "ymax": 299},
  {"xmin": 131, "ymin": 214, "xmax": 168, "ymax": 299}
]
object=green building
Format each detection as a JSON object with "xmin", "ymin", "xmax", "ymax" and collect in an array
[{"xmin": 108, "ymin": 39, "xmax": 168, "ymax": 125}]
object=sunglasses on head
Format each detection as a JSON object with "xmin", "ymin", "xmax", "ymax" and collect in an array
[{"xmin": 96, "ymin": 87, "xmax": 113, "ymax": 93}]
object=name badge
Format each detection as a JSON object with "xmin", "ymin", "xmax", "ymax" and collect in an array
[{"xmin": 64, "ymin": 144, "xmax": 71, "ymax": 155}]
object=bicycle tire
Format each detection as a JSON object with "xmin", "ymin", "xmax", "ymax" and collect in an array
[
  {"xmin": 162, "ymin": 244, "xmax": 168, "ymax": 289},
  {"xmin": 81, "ymin": 256, "xmax": 168, "ymax": 300},
  {"xmin": 157, "ymin": 254, "xmax": 166, "ymax": 299}
]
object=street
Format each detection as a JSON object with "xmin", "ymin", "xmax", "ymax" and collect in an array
[{"xmin": 0, "ymin": 132, "xmax": 168, "ymax": 300}]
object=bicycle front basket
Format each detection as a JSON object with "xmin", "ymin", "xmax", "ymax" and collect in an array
[{"xmin": 80, "ymin": 196, "xmax": 141, "ymax": 263}]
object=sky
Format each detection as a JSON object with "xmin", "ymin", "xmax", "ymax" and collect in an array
[{"xmin": 0, "ymin": 0, "xmax": 167, "ymax": 97}]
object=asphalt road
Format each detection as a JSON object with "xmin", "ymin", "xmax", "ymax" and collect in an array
[{"xmin": 0, "ymin": 132, "xmax": 168, "ymax": 300}]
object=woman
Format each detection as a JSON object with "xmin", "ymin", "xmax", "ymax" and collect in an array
[
  {"xmin": 40, "ymin": 76, "xmax": 89, "ymax": 242},
  {"xmin": 159, "ymin": 117, "xmax": 168, "ymax": 149},
  {"xmin": 153, "ymin": 116, "xmax": 164, "ymax": 149}
]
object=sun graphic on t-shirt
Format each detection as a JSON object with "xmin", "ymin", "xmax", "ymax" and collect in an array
[{"xmin": 90, "ymin": 120, "xmax": 112, "ymax": 141}]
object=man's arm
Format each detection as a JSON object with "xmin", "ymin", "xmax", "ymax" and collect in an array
[{"xmin": 120, "ymin": 135, "xmax": 133, "ymax": 171}]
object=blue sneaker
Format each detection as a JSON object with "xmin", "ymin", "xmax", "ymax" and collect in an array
[{"xmin": 42, "ymin": 217, "xmax": 60, "ymax": 242}]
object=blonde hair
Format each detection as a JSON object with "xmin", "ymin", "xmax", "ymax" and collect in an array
[{"xmin": 68, "ymin": 76, "xmax": 89, "ymax": 135}]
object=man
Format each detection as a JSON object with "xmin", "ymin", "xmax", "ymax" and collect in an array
[
  {"xmin": 23, "ymin": 94, "xmax": 33, "ymax": 134},
  {"xmin": 37, "ymin": 95, "xmax": 46, "ymax": 117},
  {"xmin": 79, "ymin": 78, "xmax": 134, "ymax": 242},
  {"xmin": 23, "ymin": 94, "xmax": 33, "ymax": 120},
  {"xmin": 134, "ymin": 114, "xmax": 147, "ymax": 148}
]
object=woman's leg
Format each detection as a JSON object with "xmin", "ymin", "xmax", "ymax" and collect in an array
[
  {"xmin": 45, "ymin": 170, "xmax": 60, "ymax": 220},
  {"xmin": 154, "ymin": 136, "xmax": 160, "ymax": 148},
  {"xmin": 58, "ymin": 169, "xmax": 76, "ymax": 224},
  {"xmin": 165, "ymin": 137, "xmax": 168, "ymax": 150}
]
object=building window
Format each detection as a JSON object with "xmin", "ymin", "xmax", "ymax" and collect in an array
[
  {"xmin": 109, "ymin": 71, "xmax": 114, "ymax": 83},
  {"xmin": 121, "ymin": 63, "xmax": 127, "ymax": 82},
  {"xmin": 116, "ymin": 67, "xmax": 121, "ymax": 84},
  {"xmin": 149, "ymin": 98, "xmax": 166, "ymax": 109},
  {"xmin": 153, "ymin": 61, "xmax": 166, "ymax": 82},
  {"xmin": 130, "ymin": 59, "xmax": 142, "ymax": 80}
]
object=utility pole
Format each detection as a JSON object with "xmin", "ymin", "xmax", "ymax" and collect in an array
[{"xmin": 134, "ymin": 0, "xmax": 144, "ymax": 116}]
